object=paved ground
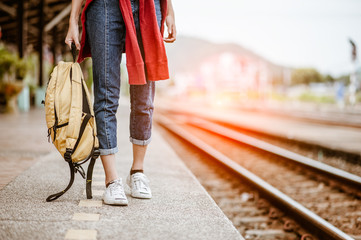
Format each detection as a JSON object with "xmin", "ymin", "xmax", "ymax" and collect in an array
[
  {"xmin": 0, "ymin": 108, "xmax": 52, "ymax": 189},
  {"xmin": 157, "ymin": 99, "xmax": 361, "ymax": 156},
  {"xmin": 0, "ymin": 102, "xmax": 243, "ymax": 240}
]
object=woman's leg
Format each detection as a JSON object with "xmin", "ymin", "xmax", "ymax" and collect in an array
[
  {"xmin": 101, "ymin": 154, "xmax": 118, "ymax": 185},
  {"xmin": 86, "ymin": 0, "xmax": 125, "ymax": 185},
  {"xmin": 131, "ymin": 144, "xmax": 147, "ymax": 171},
  {"xmin": 129, "ymin": 0, "xmax": 162, "ymax": 171},
  {"xmin": 129, "ymin": 78, "xmax": 155, "ymax": 170}
]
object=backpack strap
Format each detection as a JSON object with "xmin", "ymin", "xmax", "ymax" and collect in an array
[
  {"xmin": 72, "ymin": 113, "xmax": 92, "ymax": 154},
  {"xmin": 46, "ymin": 161, "xmax": 75, "ymax": 202},
  {"xmin": 46, "ymin": 148, "xmax": 99, "ymax": 202},
  {"xmin": 71, "ymin": 43, "xmax": 78, "ymax": 63},
  {"xmin": 66, "ymin": 64, "xmax": 83, "ymax": 150},
  {"xmin": 86, "ymin": 148, "xmax": 100, "ymax": 199}
]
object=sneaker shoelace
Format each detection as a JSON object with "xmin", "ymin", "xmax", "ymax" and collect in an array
[
  {"xmin": 108, "ymin": 180, "xmax": 126, "ymax": 199},
  {"xmin": 132, "ymin": 174, "xmax": 149, "ymax": 191}
]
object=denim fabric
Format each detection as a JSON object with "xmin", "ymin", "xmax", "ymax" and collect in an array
[{"xmin": 86, "ymin": 0, "xmax": 162, "ymax": 155}]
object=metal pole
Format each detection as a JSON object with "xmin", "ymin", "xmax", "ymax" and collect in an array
[{"xmin": 349, "ymin": 39, "xmax": 358, "ymax": 106}]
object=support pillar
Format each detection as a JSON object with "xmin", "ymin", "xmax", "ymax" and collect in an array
[
  {"xmin": 38, "ymin": 0, "xmax": 44, "ymax": 87},
  {"xmin": 17, "ymin": 0, "xmax": 24, "ymax": 58},
  {"xmin": 51, "ymin": 26, "xmax": 58, "ymax": 65},
  {"xmin": 35, "ymin": 0, "xmax": 45, "ymax": 107}
]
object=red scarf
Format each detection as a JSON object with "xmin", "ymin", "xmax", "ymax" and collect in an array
[{"xmin": 78, "ymin": 0, "xmax": 169, "ymax": 85}]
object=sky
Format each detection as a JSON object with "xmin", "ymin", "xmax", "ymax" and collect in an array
[{"xmin": 172, "ymin": 0, "xmax": 361, "ymax": 76}]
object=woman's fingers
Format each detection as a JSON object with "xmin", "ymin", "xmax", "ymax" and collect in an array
[
  {"xmin": 65, "ymin": 36, "xmax": 80, "ymax": 50},
  {"xmin": 65, "ymin": 23, "xmax": 81, "ymax": 50},
  {"xmin": 65, "ymin": 38, "xmax": 73, "ymax": 49},
  {"xmin": 73, "ymin": 38, "xmax": 80, "ymax": 50},
  {"xmin": 164, "ymin": 14, "xmax": 176, "ymax": 43},
  {"xmin": 164, "ymin": 35, "xmax": 175, "ymax": 43},
  {"xmin": 171, "ymin": 24, "xmax": 177, "ymax": 40},
  {"xmin": 164, "ymin": 22, "xmax": 176, "ymax": 43}
]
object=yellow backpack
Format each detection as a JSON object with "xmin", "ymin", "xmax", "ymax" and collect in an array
[{"xmin": 44, "ymin": 44, "xmax": 100, "ymax": 202}]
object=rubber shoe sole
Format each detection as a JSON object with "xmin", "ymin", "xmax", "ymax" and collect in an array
[
  {"xmin": 103, "ymin": 197, "xmax": 128, "ymax": 206},
  {"xmin": 131, "ymin": 193, "xmax": 152, "ymax": 199},
  {"xmin": 131, "ymin": 191, "xmax": 151, "ymax": 199}
]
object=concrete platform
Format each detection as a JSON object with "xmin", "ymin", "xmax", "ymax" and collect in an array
[
  {"xmin": 0, "ymin": 108, "xmax": 53, "ymax": 189},
  {"xmin": 0, "ymin": 101, "xmax": 243, "ymax": 240},
  {"xmin": 157, "ymin": 100, "xmax": 361, "ymax": 156}
]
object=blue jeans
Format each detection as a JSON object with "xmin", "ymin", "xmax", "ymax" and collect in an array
[{"xmin": 86, "ymin": 0, "xmax": 162, "ymax": 155}]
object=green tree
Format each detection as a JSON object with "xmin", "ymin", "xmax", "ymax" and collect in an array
[
  {"xmin": 291, "ymin": 68, "xmax": 323, "ymax": 85},
  {"xmin": 323, "ymin": 74, "xmax": 335, "ymax": 83},
  {"xmin": 334, "ymin": 74, "xmax": 350, "ymax": 85}
]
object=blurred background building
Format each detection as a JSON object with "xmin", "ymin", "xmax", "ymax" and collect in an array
[{"xmin": 0, "ymin": 0, "xmax": 360, "ymax": 113}]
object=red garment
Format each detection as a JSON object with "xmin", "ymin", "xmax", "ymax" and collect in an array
[{"xmin": 78, "ymin": 0, "xmax": 169, "ymax": 85}]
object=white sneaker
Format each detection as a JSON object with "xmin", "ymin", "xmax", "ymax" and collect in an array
[
  {"xmin": 126, "ymin": 172, "xmax": 152, "ymax": 199},
  {"xmin": 103, "ymin": 178, "xmax": 128, "ymax": 206}
]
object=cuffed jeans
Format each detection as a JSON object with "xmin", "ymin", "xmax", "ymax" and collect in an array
[{"xmin": 86, "ymin": 0, "xmax": 162, "ymax": 155}]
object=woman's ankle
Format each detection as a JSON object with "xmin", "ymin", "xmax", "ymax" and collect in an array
[
  {"xmin": 130, "ymin": 169, "xmax": 144, "ymax": 175},
  {"xmin": 105, "ymin": 176, "xmax": 119, "ymax": 187}
]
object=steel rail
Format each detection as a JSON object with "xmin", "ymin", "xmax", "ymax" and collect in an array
[
  {"xmin": 184, "ymin": 116, "xmax": 361, "ymax": 192},
  {"xmin": 157, "ymin": 104, "xmax": 361, "ymax": 157},
  {"xmin": 156, "ymin": 115, "xmax": 354, "ymax": 240}
]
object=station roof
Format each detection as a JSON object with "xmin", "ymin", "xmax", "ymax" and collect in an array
[{"xmin": 0, "ymin": 0, "xmax": 74, "ymax": 56}]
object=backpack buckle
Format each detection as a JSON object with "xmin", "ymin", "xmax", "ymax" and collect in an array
[{"xmin": 64, "ymin": 148, "xmax": 72, "ymax": 162}]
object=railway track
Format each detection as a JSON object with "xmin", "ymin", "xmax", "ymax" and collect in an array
[
  {"xmin": 234, "ymin": 105, "xmax": 361, "ymax": 129},
  {"xmin": 155, "ymin": 111, "xmax": 361, "ymax": 240},
  {"xmin": 157, "ymin": 102, "xmax": 361, "ymax": 163}
]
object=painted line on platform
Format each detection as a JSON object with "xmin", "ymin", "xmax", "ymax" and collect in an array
[
  {"xmin": 79, "ymin": 200, "xmax": 103, "ymax": 207},
  {"xmin": 65, "ymin": 229, "xmax": 97, "ymax": 240},
  {"xmin": 72, "ymin": 212, "xmax": 100, "ymax": 221}
]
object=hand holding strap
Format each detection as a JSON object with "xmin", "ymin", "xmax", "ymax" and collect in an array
[{"xmin": 71, "ymin": 43, "xmax": 78, "ymax": 63}]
